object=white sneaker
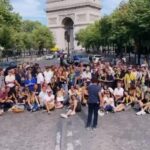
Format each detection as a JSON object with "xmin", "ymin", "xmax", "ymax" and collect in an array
[
  {"xmin": 60, "ymin": 114, "xmax": 68, "ymax": 119},
  {"xmin": 141, "ymin": 110, "xmax": 146, "ymax": 115},
  {"xmin": 136, "ymin": 111, "xmax": 142, "ymax": 115},
  {"xmin": 0, "ymin": 109, "xmax": 4, "ymax": 115},
  {"xmin": 98, "ymin": 110, "xmax": 105, "ymax": 116},
  {"xmin": 136, "ymin": 110, "xmax": 146, "ymax": 116}
]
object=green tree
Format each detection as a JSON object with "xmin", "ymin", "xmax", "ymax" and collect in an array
[{"xmin": 32, "ymin": 25, "xmax": 54, "ymax": 55}]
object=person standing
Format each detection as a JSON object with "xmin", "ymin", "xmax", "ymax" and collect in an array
[{"xmin": 86, "ymin": 78, "xmax": 101, "ymax": 129}]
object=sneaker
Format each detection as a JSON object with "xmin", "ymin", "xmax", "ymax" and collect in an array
[
  {"xmin": 92, "ymin": 127, "xmax": 97, "ymax": 131},
  {"xmin": 86, "ymin": 127, "xmax": 91, "ymax": 131},
  {"xmin": 0, "ymin": 109, "xmax": 4, "ymax": 115},
  {"xmin": 60, "ymin": 114, "xmax": 68, "ymax": 119},
  {"xmin": 136, "ymin": 110, "xmax": 146, "ymax": 115},
  {"xmin": 141, "ymin": 110, "xmax": 146, "ymax": 115},
  {"xmin": 136, "ymin": 111, "xmax": 142, "ymax": 115},
  {"xmin": 98, "ymin": 110, "xmax": 104, "ymax": 116}
]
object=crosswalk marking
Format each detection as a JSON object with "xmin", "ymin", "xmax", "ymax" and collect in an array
[
  {"xmin": 67, "ymin": 143, "xmax": 74, "ymax": 150},
  {"xmin": 67, "ymin": 131, "xmax": 73, "ymax": 137},
  {"xmin": 55, "ymin": 132, "xmax": 61, "ymax": 150}
]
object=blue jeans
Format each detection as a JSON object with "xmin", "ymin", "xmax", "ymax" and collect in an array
[
  {"xmin": 86, "ymin": 103, "xmax": 99, "ymax": 128},
  {"xmin": 26, "ymin": 103, "xmax": 39, "ymax": 111},
  {"xmin": 104, "ymin": 105, "xmax": 114, "ymax": 112}
]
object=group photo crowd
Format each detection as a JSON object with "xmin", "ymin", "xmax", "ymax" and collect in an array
[{"xmin": 0, "ymin": 57, "xmax": 150, "ymax": 125}]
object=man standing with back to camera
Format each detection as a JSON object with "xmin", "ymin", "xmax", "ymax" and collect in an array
[{"xmin": 86, "ymin": 78, "xmax": 101, "ymax": 130}]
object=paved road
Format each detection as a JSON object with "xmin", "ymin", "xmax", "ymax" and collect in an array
[
  {"xmin": 0, "ymin": 58, "xmax": 150, "ymax": 150},
  {"xmin": 0, "ymin": 107, "xmax": 150, "ymax": 150}
]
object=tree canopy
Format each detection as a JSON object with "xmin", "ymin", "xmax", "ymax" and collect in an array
[
  {"xmin": 0, "ymin": 0, "xmax": 54, "ymax": 56},
  {"xmin": 76, "ymin": 0, "xmax": 150, "ymax": 63}
]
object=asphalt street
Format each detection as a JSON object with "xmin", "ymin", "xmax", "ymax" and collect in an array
[
  {"xmin": 0, "ymin": 58, "xmax": 150, "ymax": 150},
  {"xmin": 0, "ymin": 107, "xmax": 150, "ymax": 150}
]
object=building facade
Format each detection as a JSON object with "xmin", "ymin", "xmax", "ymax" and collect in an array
[{"xmin": 46, "ymin": 0, "xmax": 101, "ymax": 50}]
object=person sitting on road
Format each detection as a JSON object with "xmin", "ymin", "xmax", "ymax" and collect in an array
[
  {"xmin": 0, "ymin": 87, "xmax": 13, "ymax": 115},
  {"xmin": 114, "ymin": 91, "xmax": 132, "ymax": 112},
  {"xmin": 114, "ymin": 81, "xmax": 124, "ymax": 105},
  {"xmin": 55, "ymin": 87, "xmax": 65, "ymax": 109},
  {"xmin": 103, "ymin": 90, "xmax": 115, "ymax": 113},
  {"xmin": 26, "ymin": 91, "xmax": 40, "ymax": 112},
  {"xmin": 136, "ymin": 87, "xmax": 150, "ymax": 115},
  {"xmin": 80, "ymin": 82, "xmax": 88, "ymax": 105},
  {"xmin": 38, "ymin": 85, "xmax": 48, "ymax": 110},
  {"xmin": 81, "ymin": 67, "xmax": 92, "ymax": 83},
  {"xmin": 60, "ymin": 95, "xmax": 81, "ymax": 119},
  {"xmin": 24, "ymin": 73, "xmax": 37, "ymax": 91}
]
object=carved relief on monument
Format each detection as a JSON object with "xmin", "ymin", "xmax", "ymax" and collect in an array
[
  {"xmin": 46, "ymin": 0, "xmax": 101, "ymax": 50},
  {"xmin": 48, "ymin": 17, "xmax": 57, "ymax": 25},
  {"xmin": 89, "ymin": 14, "xmax": 99, "ymax": 21},
  {"xmin": 77, "ymin": 14, "xmax": 87, "ymax": 22}
]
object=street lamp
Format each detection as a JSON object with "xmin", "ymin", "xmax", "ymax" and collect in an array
[{"xmin": 65, "ymin": 29, "xmax": 70, "ymax": 56}]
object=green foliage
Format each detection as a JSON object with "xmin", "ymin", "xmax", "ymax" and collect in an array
[
  {"xmin": 0, "ymin": 0, "xmax": 54, "ymax": 56},
  {"xmin": 32, "ymin": 25, "xmax": 55, "ymax": 51},
  {"xmin": 76, "ymin": 0, "xmax": 150, "ymax": 57}
]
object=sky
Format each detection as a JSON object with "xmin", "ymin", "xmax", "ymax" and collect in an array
[{"xmin": 10, "ymin": 0, "xmax": 123, "ymax": 25}]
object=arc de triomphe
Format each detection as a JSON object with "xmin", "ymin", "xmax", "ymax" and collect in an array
[{"xmin": 46, "ymin": 0, "xmax": 101, "ymax": 50}]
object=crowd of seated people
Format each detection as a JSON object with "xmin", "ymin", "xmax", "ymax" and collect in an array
[{"xmin": 0, "ymin": 59, "xmax": 150, "ymax": 117}]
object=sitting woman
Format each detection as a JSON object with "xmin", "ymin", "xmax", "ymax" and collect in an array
[
  {"xmin": 0, "ymin": 87, "xmax": 13, "ymax": 115},
  {"xmin": 44, "ymin": 90, "xmax": 55, "ymax": 114},
  {"xmin": 114, "ymin": 91, "xmax": 132, "ymax": 112},
  {"xmin": 103, "ymin": 90, "xmax": 115, "ymax": 113},
  {"xmin": 33, "ymin": 84, "xmax": 40, "ymax": 96},
  {"xmin": 136, "ymin": 88, "xmax": 150, "ymax": 115},
  {"xmin": 81, "ymin": 82, "xmax": 88, "ymax": 105},
  {"xmin": 26, "ymin": 91, "xmax": 40, "ymax": 112},
  {"xmin": 60, "ymin": 95, "xmax": 81, "ymax": 118},
  {"xmin": 11, "ymin": 87, "xmax": 28, "ymax": 113},
  {"xmin": 13, "ymin": 86, "xmax": 27, "ymax": 104},
  {"xmin": 68, "ymin": 86, "xmax": 77, "ymax": 97},
  {"xmin": 55, "ymin": 87, "xmax": 65, "ymax": 109},
  {"xmin": 24, "ymin": 73, "xmax": 37, "ymax": 91}
]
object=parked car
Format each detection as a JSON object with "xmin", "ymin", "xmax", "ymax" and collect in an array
[
  {"xmin": 92, "ymin": 55, "xmax": 104, "ymax": 63},
  {"xmin": 0, "ymin": 61, "xmax": 17, "ymax": 76},
  {"xmin": 72, "ymin": 54, "xmax": 90, "ymax": 66},
  {"xmin": 0, "ymin": 61, "xmax": 17, "ymax": 70}
]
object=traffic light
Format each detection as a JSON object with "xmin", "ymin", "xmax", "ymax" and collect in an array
[{"xmin": 65, "ymin": 31, "xmax": 70, "ymax": 43}]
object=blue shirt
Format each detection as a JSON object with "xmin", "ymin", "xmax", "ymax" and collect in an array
[
  {"xmin": 25, "ymin": 78, "xmax": 37, "ymax": 91},
  {"xmin": 88, "ymin": 84, "xmax": 101, "ymax": 104}
]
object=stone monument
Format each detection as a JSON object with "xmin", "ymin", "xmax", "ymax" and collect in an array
[{"xmin": 46, "ymin": 0, "xmax": 101, "ymax": 51}]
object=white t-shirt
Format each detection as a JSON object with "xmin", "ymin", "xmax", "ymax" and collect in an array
[
  {"xmin": 68, "ymin": 89, "xmax": 77, "ymax": 96},
  {"xmin": 104, "ymin": 97, "xmax": 115, "ymax": 107},
  {"xmin": 57, "ymin": 96, "xmax": 64, "ymax": 102},
  {"xmin": 45, "ymin": 94, "xmax": 55, "ymax": 102},
  {"xmin": 5, "ymin": 75, "xmax": 15, "ymax": 88},
  {"xmin": 44, "ymin": 70, "xmax": 53, "ymax": 84},
  {"xmin": 114, "ymin": 87, "xmax": 124, "ymax": 97},
  {"xmin": 37, "ymin": 73, "xmax": 44, "ymax": 84},
  {"xmin": 81, "ymin": 71, "xmax": 91, "ymax": 81},
  {"xmin": 39, "ymin": 91, "xmax": 48, "ymax": 105}
]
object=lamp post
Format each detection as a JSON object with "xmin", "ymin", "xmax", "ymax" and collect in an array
[{"xmin": 65, "ymin": 29, "xmax": 70, "ymax": 56}]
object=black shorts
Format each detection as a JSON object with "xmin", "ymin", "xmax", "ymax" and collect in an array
[
  {"xmin": 8, "ymin": 86, "xmax": 16, "ymax": 97},
  {"xmin": 75, "ymin": 102, "xmax": 82, "ymax": 112}
]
